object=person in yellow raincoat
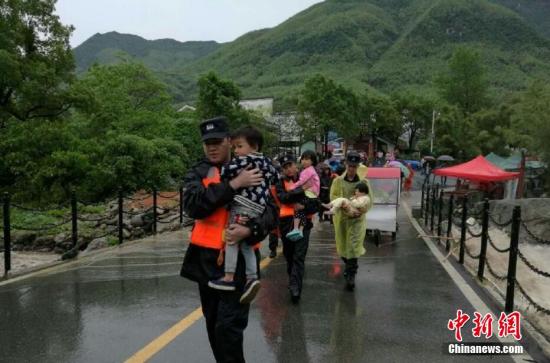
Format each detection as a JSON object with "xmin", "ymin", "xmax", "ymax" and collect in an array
[{"xmin": 330, "ymin": 151, "xmax": 373, "ymax": 291}]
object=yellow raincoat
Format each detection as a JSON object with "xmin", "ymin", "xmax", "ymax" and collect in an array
[{"xmin": 330, "ymin": 164, "xmax": 373, "ymax": 259}]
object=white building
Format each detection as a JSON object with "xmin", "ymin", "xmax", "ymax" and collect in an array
[{"xmin": 238, "ymin": 97, "xmax": 274, "ymax": 118}]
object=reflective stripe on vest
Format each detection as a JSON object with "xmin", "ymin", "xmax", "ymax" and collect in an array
[
  {"xmin": 190, "ymin": 166, "xmax": 229, "ymax": 249},
  {"xmin": 279, "ymin": 180, "xmax": 295, "ymax": 218}
]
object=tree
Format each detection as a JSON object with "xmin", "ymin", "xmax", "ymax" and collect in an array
[
  {"xmin": 360, "ymin": 92, "xmax": 401, "ymax": 148},
  {"xmin": 297, "ymin": 74, "xmax": 360, "ymax": 156},
  {"xmin": 436, "ymin": 47, "xmax": 489, "ymax": 114},
  {"xmin": 430, "ymin": 105, "xmax": 478, "ymax": 159},
  {"xmin": 196, "ymin": 71, "xmax": 247, "ymax": 128},
  {"xmin": 195, "ymin": 72, "xmax": 276, "ymax": 153},
  {"xmin": 392, "ymin": 92, "xmax": 434, "ymax": 151},
  {"xmin": 511, "ymin": 81, "xmax": 550, "ymax": 170},
  {"xmin": 0, "ymin": 62, "xmax": 188, "ymax": 202},
  {"xmin": 0, "ymin": 0, "xmax": 76, "ymax": 126},
  {"xmin": 469, "ymin": 105, "xmax": 513, "ymax": 156},
  {"xmin": 71, "ymin": 62, "xmax": 185, "ymax": 197}
]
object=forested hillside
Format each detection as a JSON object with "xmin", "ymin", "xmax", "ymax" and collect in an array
[{"xmin": 73, "ymin": 0, "xmax": 550, "ymax": 104}]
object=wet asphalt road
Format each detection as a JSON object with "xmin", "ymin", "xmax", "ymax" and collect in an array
[{"xmin": 0, "ymin": 199, "xmax": 528, "ymax": 362}]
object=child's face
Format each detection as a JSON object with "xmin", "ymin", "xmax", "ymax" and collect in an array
[
  {"xmin": 301, "ymin": 157, "xmax": 312, "ymax": 168},
  {"xmin": 354, "ymin": 189, "xmax": 366, "ymax": 197},
  {"xmin": 232, "ymin": 137, "xmax": 256, "ymax": 157}
]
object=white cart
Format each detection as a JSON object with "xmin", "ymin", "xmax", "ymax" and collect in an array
[{"xmin": 365, "ymin": 167, "xmax": 401, "ymax": 246}]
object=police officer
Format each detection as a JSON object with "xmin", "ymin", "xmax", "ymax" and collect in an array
[
  {"xmin": 180, "ymin": 116, "xmax": 278, "ymax": 363},
  {"xmin": 275, "ymin": 154, "xmax": 312, "ymax": 303}
]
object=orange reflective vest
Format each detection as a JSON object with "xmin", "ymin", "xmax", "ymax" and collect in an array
[
  {"xmin": 270, "ymin": 185, "xmax": 281, "ymax": 206},
  {"xmin": 279, "ymin": 180, "xmax": 295, "ymax": 218},
  {"xmin": 190, "ymin": 166, "xmax": 229, "ymax": 249}
]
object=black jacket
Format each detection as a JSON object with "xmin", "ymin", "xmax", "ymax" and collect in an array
[
  {"xmin": 275, "ymin": 174, "xmax": 305, "ymax": 206},
  {"xmin": 180, "ymin": 158, "xmax": 278, "ymax": 286},
  {"xmin": 275, "ymin": 174, "xmax": 313, "ymax": 234}
]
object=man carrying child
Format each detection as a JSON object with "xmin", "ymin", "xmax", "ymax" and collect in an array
[
  {"xmin": 208, "ymin": 126, "xmax": 278, "ymax": 304},
  {"xmin": 180, "ymin": 117, "xmax": 278, "ymax": 363}
]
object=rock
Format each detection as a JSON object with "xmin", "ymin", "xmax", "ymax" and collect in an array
[
  {"xmin": 86, "ymin": 237, "xmax": 108, "ymax": 251},
  {"xmin": 123, "ymin": 218, "xmax": 132, "ymax": 229},
  {"xmin": 106, "ymin": 216, "xmax": 118, "ymax": 226},
  {"xmin": 37, "ymin": 247, "xmax": 53, "ymax": 253},
  {"xmin": 130, "ymin": 215, "xmax": 144, "ymax": 227},
  {"xmin": 55, "ymin": 237, "xmax": 69, "ymax": 248},
  {"xmin": 60, "ymin": 241, "xmax": 74, "ymax": 250},
  {"xmin": 132, "ymin": 228, "xmax": 144, "ymax": 238},
  {"xmin": 108, "ymin": 202, "xmax": 118, "ymax": 212},
  {"xmin": 157, "ymin": 216, "xmax": 180, "ymax": 233},
  {"xmin": 54, "ymin": 233, "xmax": 67, "ymax": 244},
  {"xmin": 12, "ymin": 231, "xmax": 37, "ymax": 246},
  {"xmin": 123, "ymin": 228, "xmax": 131, "ymax": 239},
  {"xmin": 53, "ymin": 247, "xmax": 64, "ymax": 254},
  {"xmin": 33, "ymin": 236, "xmax": 56, "ymax": 250},
  {"xmin": 106, "ymin": 225, "xmax": 117, "ymax": 234}
]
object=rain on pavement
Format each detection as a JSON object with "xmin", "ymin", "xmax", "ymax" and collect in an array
[{"xmin": 0, "ymin": 198, "xmax": 526, "ymax": 362}]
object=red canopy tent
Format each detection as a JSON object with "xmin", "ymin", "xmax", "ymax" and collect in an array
[{"xmin": 433, "ymin": 155, "xmax": 519, "ymax": 182}]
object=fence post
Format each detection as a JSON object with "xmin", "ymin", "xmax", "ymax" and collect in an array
[
  {"xmin": 420, "ymin": 183, "xmax": 425, "ymax": 217},
  {"xmin": 446, "ymin": 194, "xmax": 454, "ymax": 252},
  {"xmin": 505, "ymin": 206, "xmax": 521, "ymax": 313},
  {"xmin": 153, "ymin": 188, "xmax": 158, "ymax": 234},
  {"xmin": 179, "ymin": 186, "xmax": 184, "ymax": 224},
  {"xmin": 118, "ymin": 189, "xmax": 123, "ymax": 245},
  {"xmin": 3, "ymin": 193, "xmax": 11, "ymax": 275},
  {"xmin": 424, "ymin": 184, "xmax": 431, "ymax": 227},
  {"xmin": 437, "ymin": 190, "xmax": 444, "ymax": 244},
  {"xmin": 71, "ymin": 190, "xmax": 78, "ymax": 248},
  {"xmin": 459, "ymin": 195, "xmax": 468, "ymax": 264},
  {"xmin": 477, "ymin": 198, "xmax": 490, "ymax": 281},
  {"xmin": 431, "ymin": 184, "xmax": 438, "ymax": 232}
]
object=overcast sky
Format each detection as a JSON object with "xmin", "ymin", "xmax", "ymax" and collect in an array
[{"xmin": 55, "ymin": 0, "xmax": 323, "ymax": 47}]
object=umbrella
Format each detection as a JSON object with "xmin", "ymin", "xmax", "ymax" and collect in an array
[
  {"xmin": 437, "ymin": 155, "xmax": 454, "ymax": 162},
  {"xmin": 423, "ymin": 155, "xmax": 435, "ymax": 161},
  {"xmin": 387, "ymin": 160, "xmax": 410, "ymax": 178}
]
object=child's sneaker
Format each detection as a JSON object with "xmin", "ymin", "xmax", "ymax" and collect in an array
[
  {"xmin": 286, "ymin": 229, "xmax": 303, "ymax": 241},
  {"xmin": 208, "ymin": 278, "xmax": 236, "ymax": 291},
  {"xmin": 240, "ymin": 279, "xmax": 261, "ymax": 304}
]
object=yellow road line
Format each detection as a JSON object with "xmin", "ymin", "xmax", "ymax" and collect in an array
[
  {"xmin": 125, "ymin": 307, "xmax": 203, "ymax": 363},
  {"xmin": 124, "ymin": 248, "xmax": 280, "ymax": 363}
]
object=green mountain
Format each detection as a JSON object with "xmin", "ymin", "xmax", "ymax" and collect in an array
[
  {"xmin": 73, "ymin": 0, "xmax": 550, "ymax": 103},
  {"xmin": 366, "ymin": 0, "xmax": 550, "ymax": 93},
  {"xmin": 492, "ymin": 0, "xmax": 550, "ymax": 38},
  {"xmin": 73, "ymin": 31, "xmax": 220, "ymax": 73}
]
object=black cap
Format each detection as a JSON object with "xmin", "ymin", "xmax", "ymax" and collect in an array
[
  {"xmin": 278, "ymin": 154, "xmax": 295, "ymax": 167},
  {"xmin": 200, "ymin": 117, "xmax": 230, "ymax": 141},
  {"xmin": 346, "ymin": 151, "xmax": 361, "ymax": 166}
]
